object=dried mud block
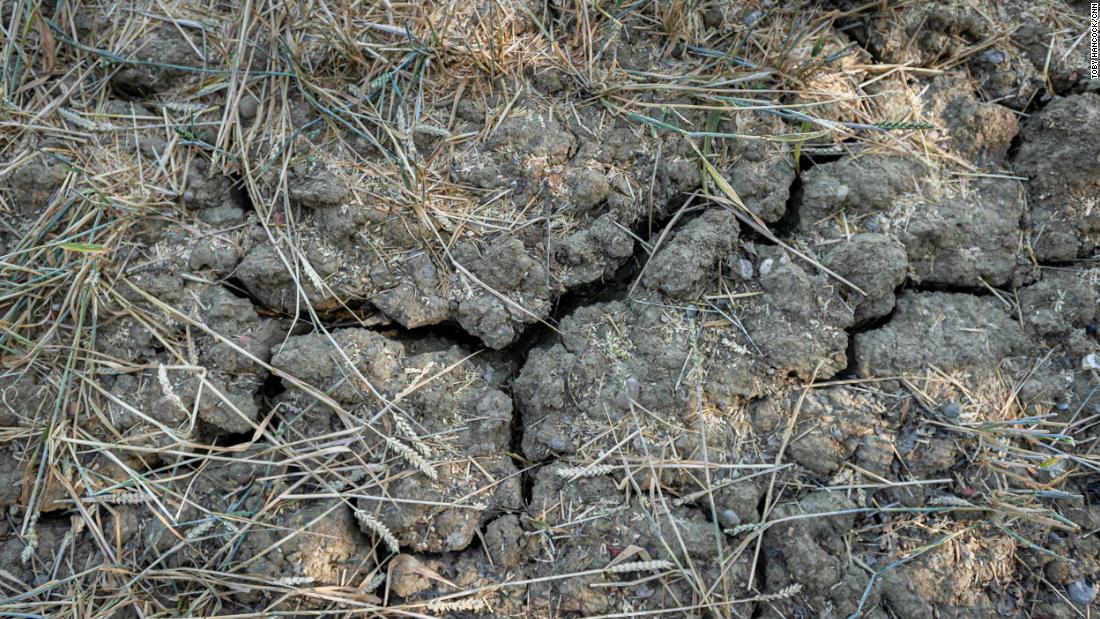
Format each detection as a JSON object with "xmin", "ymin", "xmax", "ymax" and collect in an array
[
  {"xmin": 1018, "ymin": 268, "xmax": 1099, "ymax": 339},
  {"xmin": 1013, "ymin": 93, "xmax": 1100, "ymax": 261},
  {"xmin": 758, "ymin": 491, "xmax": 874, "ymax": 618},
  {"xmin": 900, "ymin": 177, "xmax": 1025, "ymax": 287},
  {"xmin": 450, "ymin": 236, "xmax": 554, "ymax": 348},
  {"xmin": 356, "ymin": 456, "xmax": 521, "ymax": 553},
  {"xmin": 525, "ymin": 466, "xmax": 754, "ymax": 616},
  {"xmin": 822, "ymin": 233, "xmax": 908, "ymax": 323},
  {"xmin": 3, "ymin": 155, "xmax": 68, "ymax": 222},
  {"xmin": 169, "ymin": 462, "xmax": 372, "ymax": 604},
  {"xmin": 270, "ymin": 328, "xmax": 404, "ymax": 404},
  {"xmin": 642, "ymin": 208, "xmax": 739, "ymax": 298},
  {"xmin": 237, "ymin": 234, "xmax": 355, "ymax": 311},
  {"xmin": 270, "ymin": 329, "xmax": 512, "ymax": 453},
  {"xmin": 923, "ymin": 74, "xmax": 1019, "ymax": 165},
  {"xmin": 798, "ymin": 155, "xmax": 929, "ymax": 238},
  {"xmin": 554, "ymin": 213, "xmax": 637, "ymax": 288},
  {"xmin": 785, "ymin": 387, "xmax": 897, "ymax": 478},
  {"xmin": 0, "ymin": 520, "xmax": 93, "ymax": 586},
  {"xmin": 452, "ymin": 101, "xmax": 677, "ymax": 291},
  {"xmin": 742, "ymin": 250, "xmax": 855, "ymax": 377},
  {"xmin": 288, "ymin": 158, "xmax": 352, "ymax": 209},
  {"xmin": 237, "ymin": 191, "xmax": 555, "ymax": 347},
  {"xmin": 1036, "ymin": 503, "xmax": 1100, "ymax": 593},
  {"xmin": 97, "ymin": 285, "xmax": 284, "ymax": 436},
  {"xmin": 516, "ymin": 257, "xmax": 853, "ymax": 462},
  {"xmin": 196, "ymin": 287, "xmax": 287, "ymax": 375},
  {"xmin": 180, "ymin": 158, "xmax": 247, "ymax": 226},
  {"xmin": 860, "ymin": 2, "xmax": 1044, "ymax": 109},
  {"xmin": 109, "ymin": 366, "xmax": 261, "ymax": 436},
  {"xmin": 854, "ymin": 292, "xmax": 1027, "ymax": 376},
  {"xmin": 877, "ymin": 533, "xmax": 1017, "ymax": 618},
  {"xmin": 861, "ymin": 2, "xmax": 989, "ymax": 66},
  {"xmin": 271, "ymin": 329, "xmax": 519, "ymax": 553},
  {"xmin": 369, "ymin": 252, "xmax": 452, "ymax": 329},
  {"xmin": 382, "ymin": 551, "xmax": 528, "ymax": 613},
  {"xmin": 719, "ymin": 113, "xmax": 796, "ymax": 222},
  {"xmin": 233, "ymin": 500, "xmax": 370, "ymax": 591},
  {"xmin": 1011, "ymin": 17, "xmax": 1095, "ymax": 95},
  {"xmin": 110, "ymin": 26, "xmax": 205, "ymax": 95}
]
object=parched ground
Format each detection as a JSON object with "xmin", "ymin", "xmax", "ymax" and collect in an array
[{"xmin": 0, "ymin": 0, "xmax": 1098, "ymax": 617}]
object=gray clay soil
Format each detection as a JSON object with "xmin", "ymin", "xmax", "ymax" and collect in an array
[{"xmin": 1, "ymin": 1, "xmax": 1099, "ymax": 618}]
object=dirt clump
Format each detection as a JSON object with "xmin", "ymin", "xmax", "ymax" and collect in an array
[
  {"xmin": 642, "ymin": 208, "xmax": 739, "ymax": 297},
  {"xmin": 922, "ymin": 73, "xmax": 1019, "ymax": 165},
  {"xmin": 797, "ymin": 155, "xmax": 929, "ymax": 238},
  {"xmin": 516, "ymin": 265, "xmax": 853, "ymax": 462},
  {"xmin": 524, "ymin": 465, "xmax": 755, "ymax": 616},
  {"xmin": 821, "ymin": 233, "xmax": 908, "ymax": 323},
  {"xmin": 1012, "ymin": 93, "xmax": 1100, "ymax": 261},
  {"xmin": 899, "ymin": 177, "xmax": 1024, "ymax": 287},
  {"xmin": 854, "ymin": 291, "xmax": 1028, "ymax": 376},
  {"xmin": 758, "ymin": 491, "xmax": 874, "ymax": 618},
  {"xmin": 109, "ymin": 26, "xmax": 205, "ymax": 95},
  {"xmin": 269, "ymin": 328, "xmax": 521, "ymax": 553}
]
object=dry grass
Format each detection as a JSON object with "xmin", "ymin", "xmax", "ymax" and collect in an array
[{"xmin": 0, "ymin": 0, "xmax": 1096, "ymax": 617}]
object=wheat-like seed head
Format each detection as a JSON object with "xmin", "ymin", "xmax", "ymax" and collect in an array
[
  {"xmin": 605, "ymin": 559, "xmax": 675, "ymax": 573},
  {"xmin": 354, "ymin": 510, "xmax": 400, "ymax": 554},
  {"xmin": 555, "ymin": 463, "xmax": 615, "ymax": 478}
]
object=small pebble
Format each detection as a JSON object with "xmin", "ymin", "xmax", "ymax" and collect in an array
[
  {"xmin": 979, "ymin": 49, "xmax": 1007, "ymax": 65},
  {"xmin": 625, "ymin": 377, "xmax": 641, "ymax": 401},
  {"xmin": 614, "ymin": 390, "xmax": 630, "ymax": 410},
  {"xmin": 238, "ymin": 94, "xmax": 259, "ymax": 120},
  {"xmin": 1067, "ymin": 580, "xmax": 1097, "ymax": 605},
  {"xmin": 547, "ymin": 436, "xmax": 569, "ymax": 452},
  {"xmin": 737, "ymin": 258, "xmax": 754, "ymax": 281},
  {"xmin": 719, "ymin": 509, "xmax": 741, "ymax": 528},
  {"xmin": 943, "ymin": 402, "xmax": 962, "ymax": 418},
  {"xmin": 1083, "ymin": 353, "xmax": 1100, "ymax": 370}
]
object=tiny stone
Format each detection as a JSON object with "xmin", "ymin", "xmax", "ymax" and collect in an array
[
  {"xmin": 1082, "ymin": 353, "xmax": 1100, "ymax": 370},
  {"xmin": 943, "ymin": 402, "xmax": 962, "ymax": 418},
  {"xmin": 719, "ymin": 509, "xmax": 741, "ymax": 528},
  {"xmin": 625, "ymin": 377, "xmax": 641, "ymax": 401},
  {"xmin": 737, "ymin": 258, "xmax": 754, "ymax": 280},
  {"xmin": 239, "ymin": 94, "xmax": 259, "ymax": 120},
  {"xmin": 614, "ymin": 390, "xmax": 630, "ymax": 410},
  {"xmin": 1067, "ymin": 580, "xmax": 1098, "ymax": 605},
  {"xmin": 979, "ymin": 49, "xmax": 1007, "ymax": 65},
  {"xmin": 547, "ymin": 436, "xmax": 569, "ymax": 452}
]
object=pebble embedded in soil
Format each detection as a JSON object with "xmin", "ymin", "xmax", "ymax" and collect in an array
[{"xmin": 1067, "ymin": 580, "xmax": 1098, "ymax": 605}]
